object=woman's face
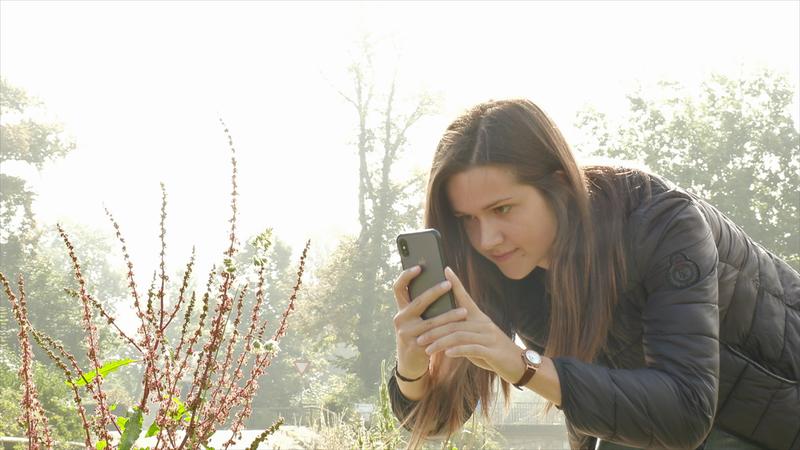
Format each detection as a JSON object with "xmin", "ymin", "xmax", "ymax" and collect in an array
[{"xmin": 445, "ymin": 165, "xmax": 558, "ymax": 280}]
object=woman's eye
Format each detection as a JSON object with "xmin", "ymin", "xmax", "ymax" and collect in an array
[{"xmin": 495, "ymin": 205, "xmax": 512, "ymax": 214}]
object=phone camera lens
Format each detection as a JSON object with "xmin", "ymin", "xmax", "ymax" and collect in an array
[{"xmin": 399, "ymin": 239, "xmax": 409, "ymax": 257}]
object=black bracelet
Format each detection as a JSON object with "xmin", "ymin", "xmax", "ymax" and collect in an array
[{"xmin": 394, "ymin": 361, "xmax": 428, "ymax": 383}]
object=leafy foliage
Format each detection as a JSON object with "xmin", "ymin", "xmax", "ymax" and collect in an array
[
  {"xmin": 0, "ymin": 80, "xmax": 124, "ymax": 446},
  {"xmin": 0, "ymin": 79, "xmax": 88, "ymax": 362},
  {"xmin": 66, "ymin": 358, "xmax": 137, "ymax": 388},
  {"xmin": 0, "ymin": 360, "xmax": 83, "ymax": 445},
  {"xmin": 0, "ymin": 224, "xmax": 128, "ymax": 369},
  {"xmin": 0, "ymin": 77, "xmax": 75, "ymax": 245},
  {"xmin": 118, "ymin": 408, "xmax": 143, "ymax": 450},
  {"xmin": 575, "ymin": 69, "xmax": 799, "ymax": 269}
]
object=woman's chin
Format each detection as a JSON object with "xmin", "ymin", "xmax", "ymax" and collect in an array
[{"xmin": 499, "ymin": 265, "xmax": 534, "ymax": 280}]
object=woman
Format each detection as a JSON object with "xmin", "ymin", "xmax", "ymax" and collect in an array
[{"xmin": 388, "ymin": 99, "xmax": 799, "ymax": 450}]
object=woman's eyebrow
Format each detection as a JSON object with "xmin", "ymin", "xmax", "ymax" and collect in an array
[{"xmin": 452, "ymin": 197, "xmax": 513, "ymax": 215}]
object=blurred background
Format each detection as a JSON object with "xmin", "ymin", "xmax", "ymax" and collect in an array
[{"xmin": 1, "ymin": 1, "xmax": 797, "ymax": 448}]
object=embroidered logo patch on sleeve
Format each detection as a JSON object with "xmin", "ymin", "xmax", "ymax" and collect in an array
[{"xmin": 667, "ymin": 253, "xmax": 700, "ymax": 288}]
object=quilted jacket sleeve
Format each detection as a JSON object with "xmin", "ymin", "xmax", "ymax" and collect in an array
[
  {"xmin": 553, "ymin": 193, "xmax": 720, "ymax": 449},
  {"xmin": 387, "ymin": 373, "xmax": 418, "ymax": 430},
  {"xmin": 387, "ymin": 373, "xmax": 479, "ymax": 434}
]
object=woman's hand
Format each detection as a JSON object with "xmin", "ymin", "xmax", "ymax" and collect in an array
[
  {"xmin": 415, "ymin": 267, "xmax": 525, "ymax": 384},
  {"xmin": 392, "ymin": 265, "xmax": 469, "ymax": 380}
]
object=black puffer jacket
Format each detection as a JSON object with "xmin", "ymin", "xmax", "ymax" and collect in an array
[{"xmin": 388, "ymin": 176, "xmax": 799, "ymax": 449}]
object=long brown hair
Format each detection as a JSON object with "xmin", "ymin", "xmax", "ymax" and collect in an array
[{"xmin": 401, "ymin": 99, "xmax": 654, "ymax": 448}]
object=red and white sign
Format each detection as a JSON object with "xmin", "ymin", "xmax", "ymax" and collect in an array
[{"xmin": 293, "ymin": 359, "xmax": 310, "ymax": 375}]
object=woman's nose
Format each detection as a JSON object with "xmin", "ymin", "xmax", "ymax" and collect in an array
[{"xmin": 478, "ymin": 221, "xmax": 503, "ymax": 251}]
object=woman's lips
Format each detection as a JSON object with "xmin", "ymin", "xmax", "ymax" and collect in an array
[{"xmin": 490, "ymin": 249, "xmax": 516, "ymax": 262}]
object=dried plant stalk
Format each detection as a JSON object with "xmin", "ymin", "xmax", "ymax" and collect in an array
[
  {"xmin": 0, "ymin": 274, "xmax": 54, "ymax": 449},
  {"xmin": 1, "ymin": 122, "xmax": 305, "ymax": 449}
]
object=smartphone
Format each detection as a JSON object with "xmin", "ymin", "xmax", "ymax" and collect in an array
[{"xmin": 396, "ymin": 229, "xmax": 456, "ymax": 320}]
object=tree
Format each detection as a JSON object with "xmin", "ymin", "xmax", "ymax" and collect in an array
[
  {"xmin": 0, "ymin": 81, "xmax": 125, "ymax": 444},
  {"xmin": 232, "ymin": 233, "xmax": 314, "ymax": 423},
  {"xmin": 300, "ymin": 37, "xmax": 439, "ymax": 397},
  {"xmin": 0, "ymin": 360, "xmax": 84, "ymax": 445},
  {"xmin": 338, "ymin": 38, "xmax": 439, "ymax": 395},
  {"xmin": 1, "ymin": 77, "xmax": 75, "ymax": 260},
  {"xmin": 1, "ymin": 223, "xmax": 128, "ymax": 362},
  {"xmin": 0, "ymin": 80, "xmax": 125, "ymax": 360},
  {"xmin": 575, "ymin": 68, "xmax": 800, "ymax": 270}
]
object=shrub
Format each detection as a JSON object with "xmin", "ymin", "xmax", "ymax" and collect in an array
[{"xmin": 1, "ymin": 121, "xmax": 309, "ymax": 449}]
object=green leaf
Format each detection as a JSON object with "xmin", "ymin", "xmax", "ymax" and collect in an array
[
  {"xmin": 96, "ymin": 440, "xmax": 107, "ymax": 450},
  {"xmin": 145, "ymin": 421, "xmax": 160, "ymax": 437},
  {"xmin": 66, "ymin": 358, "xmax": 138, "ymax": 387},
  {"xmin": 172, "ymin": 397, "xmax": 186, "ymax": 417},
  {"xmin": 119, "ymin": 408, "xmax": 143, "ymax": 450},
  {"xmin": 109, "ymin": 403, "xmax": 117, "ymax": 411},
  {"xmin": 116, "ymin": 415, "xmax": 128, "ymax": 432}
]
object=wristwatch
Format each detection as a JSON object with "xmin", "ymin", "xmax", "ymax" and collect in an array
[{"xmin": 513, "ymin": 348, "xmax": 542, "ymax": 389}]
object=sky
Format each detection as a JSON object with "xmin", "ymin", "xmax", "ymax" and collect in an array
[{"xmin": 2, "ymin": 1, "xmax": 798, "ymax": 280}]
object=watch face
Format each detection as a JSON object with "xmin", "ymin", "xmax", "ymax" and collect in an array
[{"xmin": 524, "ymin": 349, "xmax": 542, "ymax": 366}]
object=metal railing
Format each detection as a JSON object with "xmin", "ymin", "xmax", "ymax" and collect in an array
[
  {"xmin": 256, "ymin": 401, "xmax": 566, "ymax": 427},
  {"xmin": 1, "ymin": 436, "xmax": 84, "ymax": 449},
  {"xmin": 480, "ymin": 400, "xmax": 566, "ymax": 426}
]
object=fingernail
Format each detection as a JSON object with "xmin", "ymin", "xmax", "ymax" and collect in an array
[
  {"xmin": 440, "ymin": 280, "xmax": 451, "ymax": 289},
  {"xmin": 412, "ymin": 266, "xmax": 421, "ymax": 272},
  {"xmin": 416, "ymin": 336, "xmax": 424, "ymax": 345}
]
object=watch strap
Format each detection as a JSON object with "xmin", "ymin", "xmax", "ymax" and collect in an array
[{"xmin": 513, "ymin": 350, "xmax": 538, "ymax": 389}]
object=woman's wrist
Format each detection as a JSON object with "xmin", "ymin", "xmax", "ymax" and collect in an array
[
  {"xmin": 509, "ymin": 354, "xmax": 562, "ymax": 407},
  {"xmin": 495, "ymin": 342, "xmax": 529, "ymax": 386},
  {"xmin": 394, "ymin": 359, "xmax": 430, "ymax": 401},
  {"xmin": 394, "ymin": 361, "xmax": 428, "ymax": 382}
]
